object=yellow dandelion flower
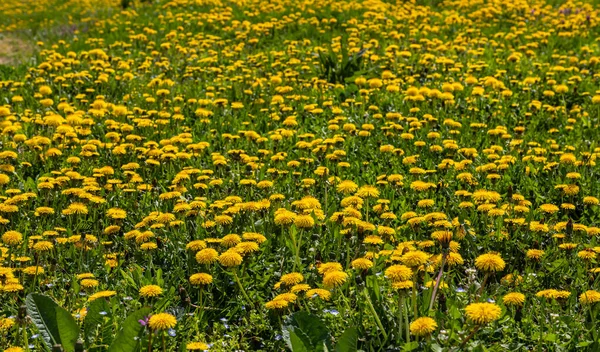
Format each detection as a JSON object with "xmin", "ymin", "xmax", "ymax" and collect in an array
[
  {"xmin": 503, "ymin": 292, "xmax": 525, "ymax": 307},
  {"xmin": 392, "ymin": 280, "xmax": 413, "ymax": 290},
  {"xmin": 580, "ymin": 290, "xmax": 600, "ymax": 304},
  {"xmin": 80, "ymin": 279, "xmax": 99, "ymax": 288},
  {"xmin": 322, "ymin": 271, "xmax": 348, "ymax": 288},
  {"xmin": 4, "ymin": 347, "xmax": 25, "ymax": 352},
  {"xmin": 294, "ymin": 214, "xmax": 315, "ymax": 228},
  {"xmin": 306, "ymin": 288, "xmax": 332, "ymax": 301},
  {"xmin": 33, "ymin": 241, "xmax": 54, "ymax": 252},
  {"xmin": 148, "ymin": 313, "xmax": 177, "ymax": 330},
  {"xmin": 464, "ymin": 302, "xmax": 502, "ymax": 325},
  {"xmin": 196, "ymin": 248, "xmax": 219, "ymax": 264},
  {"xmin": 190, "ymin": 273, "xmax": 213, "ymax": 286},
  {"xmin": 290, "ymin": 284, "xmax": 311, "ymax": 293},
  {"xmin": 385, "ymin": 265, "xmax": 413, "ymax": 282},
  {"xmin": 1, "ymin": 231, "xmax": 22, "ymax": 246},
  {"xmin": 218, "ymin": 250, "xmax": 243, "ymax": 267},
  {"xmin": 280, "ymin": 273, "xmax": 304, "ymax": 286},
  {"xmin": 186, "ymin": 342, "xmax": 210, "ymax": 350},
  {"xmin": 337, "ymin": 180, "xmax": 358, "ymax": 194},
  {"xmin": 317, "ymin": 262, "xmax": 343, "ymax": 275},
  {"xmin": 475, "ymin": 253, "xmax": 505, "ymax": 272},
  {"xmin": 265, "ymin": 299, "xmax": 289, "ymax": 309},
  {"xmin": 526, "ymin": 249, "xmax": 544, "ymax": 261},
  {"xmin": 410, "ymin": 317, "xmax": 437, "ymax": 336},
  {"xmin": 356, "ymin": 185, "xmax": 379, "ymax": 198},
  {"xmin": 401, "ymin": 251, "xmax": 430, "ymax": 267},
  {"xmin": 139, "ymin": 285, "xmax": 163, "ymax": 298},
  {"xmin": 88, "ymin": 290, "xmax": 117, "ymax": 302},
  {"xmin": 351, "ymin": 258, "xmax": 373, "ymax": 270}
]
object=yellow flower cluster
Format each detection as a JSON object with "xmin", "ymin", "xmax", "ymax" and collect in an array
[{"xmin": 0, "ymin": 0, "xmax": 599, "ymax": 348}]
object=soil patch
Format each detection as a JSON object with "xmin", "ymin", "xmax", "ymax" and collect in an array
[{"xmin": 0, "ymin": 34, "xmax": 35, "ymax": 65}]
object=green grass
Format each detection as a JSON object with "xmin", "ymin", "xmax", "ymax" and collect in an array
[{"xmin": 1, "ymin": 0, "xmax": 600, "ymax": 351}]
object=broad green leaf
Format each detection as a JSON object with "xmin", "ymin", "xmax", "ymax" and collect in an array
[
  {"xmin": 334, "ymin": 327, "xmax": 357, "ymax": 352},
  {"xmin": 283, "ymin": 329, "xmax": 309, "ymax": 352},
  {"xmin": 89, "ymin": 347, "xmax": 110, "ymax": 352},
  {"xmin": 26, "ymin": 293, "xmax": 79, "ymax": 352},
  {"xmin": 84, "ymin": 298, "xmax": 111, "ymax": 344},
  {"xmin": 108, "ymin": 307, "xmax": 151, "ymax": 352},
  {"xmin": 402, "ymin": 341, "xmax": 420, "ymax": 351},
  {"xmin": 431, "ymin": 343, "xmax": 444, "ymax": 352},
  {"xmin": 283, "ymin": 312, "xmax": 331, "ymax": 352}
]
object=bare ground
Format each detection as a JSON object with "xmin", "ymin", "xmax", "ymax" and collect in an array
[{"xmin": 0, "ymin": 34, "xmax": 35, "ymax": 65}]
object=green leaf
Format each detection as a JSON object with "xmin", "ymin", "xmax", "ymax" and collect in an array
[
  {"xmin": 548, "ymin": 259, "xmax": 567, "ymax": 273},
  {"xmin": 577, "ymin": 341, "xmax": 593, "ymax": 347},
  {"xmin": 431, "ymin": 343, "xmax": 444, "ymax": 352},
  {"xmin": 156, "ymin": 268, "xmax": 164, "ymax": 287},
  {"xmin": 26, "ymin": 293, "xmax": 79, "ymax": 352},
  {"xmin": 283, "ymin": 312, "xmax": 331, "ymax": 352},
  {"xmin": 154, "ymin": 286, "xmax": 176, "ymax": 312},
  {"xmin": 449, "ymin": 305, "xmax": 461, "ymax": 320},
  {"xmin": 472, "ymin": 344, "xmax": 487, "ymax": 352},
  {"xmin": 365, "ymin": 276, "xmax": 381, "ymax": 302},
  {"xmin": 89, "ymin": 347, "xmax": 110, "ymax": 352},
  {"xmin": 84, "ymin": 298, "xmax": 111, "ymax": 344},
  {"xmin": 25, "ymin": 177, "xmax": 37, "ymax": 192},
  {"xmin": 108, "ymin": 307, "xmax": 151, "ymax": 352},
  {"xmin": 119, "ymin": 269, "xmax": 138, "ymax": 289},
  {"xmin": 283, "ymin": 329, "xmax": 309, "ymax": 352},
  {"xmin": 334, "ymin": 327, "xmax": 357, "ymax": 352},
  {"xmin": 402, "ymin": 341, "xmax": 420, "ymax": 351}
]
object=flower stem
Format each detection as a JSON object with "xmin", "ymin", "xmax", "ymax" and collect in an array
[
  {"xmin": 398, "ymin": 294, "xmax": 404, "ymax": 343},
  {"xmin": 404, "ymin": 295, "xmax": 410, "ymax": 343},
  {"xmin": 590, "ymin": 305, "xmax": 598, "ymax": 341},
  {"xmin": 31, "ymin": 253, "xmax": 41, "ymax": 291},
  {"xmin": 198, "ymin": 287, "xmax": 204, "ymax": 313},
  {"xmin": 345, "ymin": 237, "xmax": 351, "ymax": 271},
  {"xmin": 460, "ymin": 324, "xmax": 481, "ymax": 349},
  {"xmin": 289, "ymin": 226, "xmax": 297, "ymax": 271},
  {"xmin": 477, "ymin": 272, "xmax": 490, "ymax": 300},
  {"xmin": 429, "ymin": 252, "xmax": 447, "ymax": 312},
  {"xmin": 295, "ymin": 229, "xmax": 303, "ymax": 271},
  {"xmin": 338, "ymin": 287, "xmax": 352, "ymax": 316},
  {"xmin": 20, "ymin": 307, "xmax": 28, "ymax": 352},
  {"xmin": 412, "ymin": 272, "xmax": 418, "ymax": 317},
  {"xmin": 363, "ymin": 288, "xmax": 388, "ymax": 340},
  {"xmin": 6, "ymin": 247, "xmax": 11, "ymax": 268},
  {"xmin": 233, "ymin": 270, "xmax": 252, "ymax": 305},
  {"xmin": 147, "ymin": 329, "xmax": 153, "ymax": 352}
]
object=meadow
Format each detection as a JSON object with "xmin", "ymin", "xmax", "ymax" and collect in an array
[{"xmin": 1, "ymin": 0, "xmax": 600, "ymax": 350}]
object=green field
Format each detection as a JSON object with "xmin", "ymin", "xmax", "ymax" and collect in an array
[{"xmin": 1, "ymin": 0, "xmax": 600, "ymax": 350}]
